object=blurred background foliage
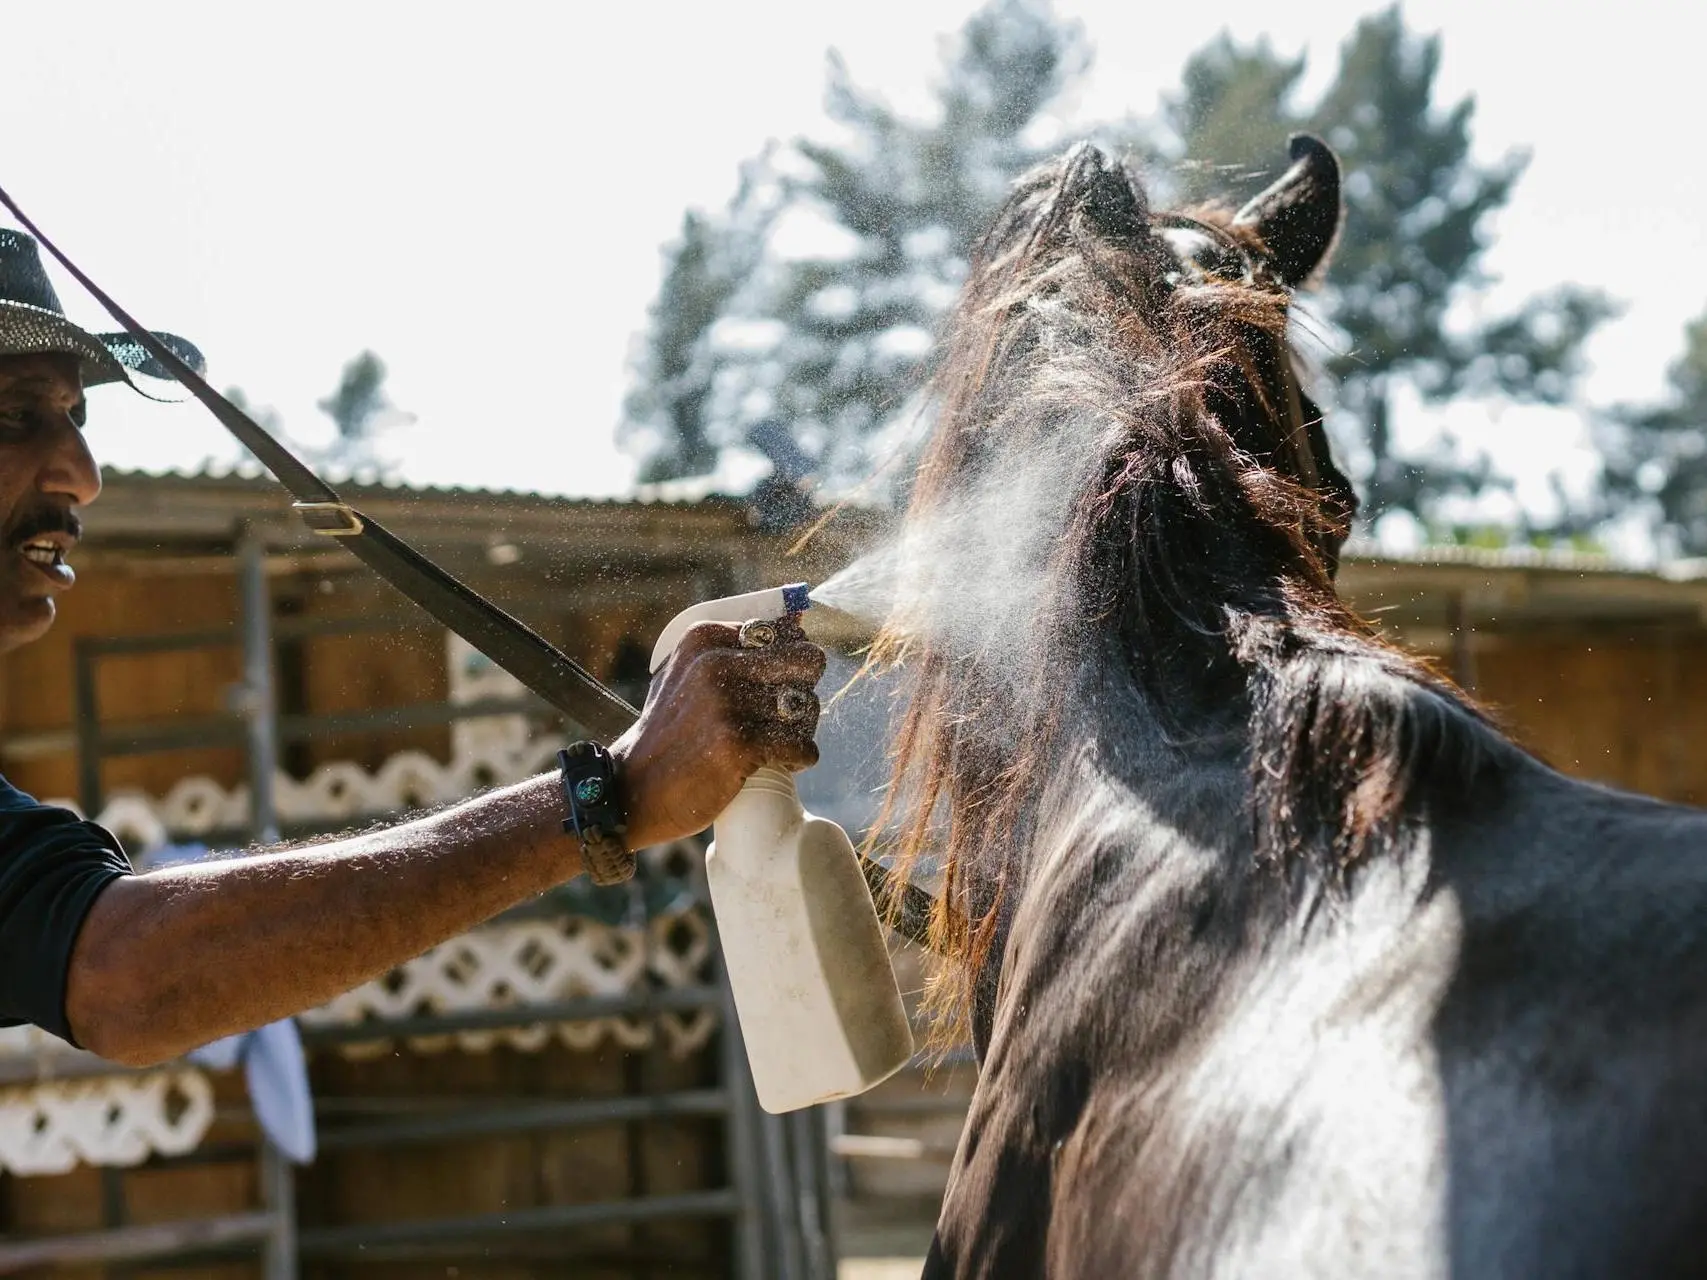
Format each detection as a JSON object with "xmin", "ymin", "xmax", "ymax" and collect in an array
[{"xmin": 620, "ymin": 0, "xmax": 1706, "ymax": 557}]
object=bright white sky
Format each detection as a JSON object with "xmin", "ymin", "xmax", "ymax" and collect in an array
[{"xmin": 6, "ymin": 1, "xmax": 1702, "ymax": 531}]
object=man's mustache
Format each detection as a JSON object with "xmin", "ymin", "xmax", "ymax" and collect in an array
[{"xmin": 9, "ymin": 508, "xmax": 82, "ymax": 547}]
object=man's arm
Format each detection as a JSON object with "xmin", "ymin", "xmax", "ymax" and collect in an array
[{"xmin": 63, "ymin": 621, "xmax": 825, "ymax": 1066}]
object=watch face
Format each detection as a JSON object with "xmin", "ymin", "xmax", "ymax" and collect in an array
[{"xmin": 574, "ymin": 777, "xmax": 606, "ymax": 805}]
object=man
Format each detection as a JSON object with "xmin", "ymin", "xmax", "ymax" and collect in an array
[{"xmin": 0, "ymin": 229, "xmax": 826, "ymax": 1067}]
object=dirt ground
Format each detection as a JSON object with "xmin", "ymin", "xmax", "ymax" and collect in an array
[
  {"xmin": 835, "ymin": 1200, "xmax": 933, "ymax": 1280},
  {"xmin": 840, "ymin": 1260, "xmax": 926, "ymax": 1280}
]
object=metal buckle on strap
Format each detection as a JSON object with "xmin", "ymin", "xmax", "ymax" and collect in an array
[{"xmin": 292, "ymin": 501, "xmax": 364, "ymax": 537}]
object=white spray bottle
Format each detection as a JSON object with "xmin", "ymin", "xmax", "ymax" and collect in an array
[{"xmin": 650, "ymin": 583, "xmax": 914, "ymax": 1114}]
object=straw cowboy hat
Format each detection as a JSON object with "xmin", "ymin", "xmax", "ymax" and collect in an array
[{"xmin": 0, "ymin": 228, "xmax": 203, "ymax": 386}]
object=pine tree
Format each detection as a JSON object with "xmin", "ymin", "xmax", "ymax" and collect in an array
[
  {"xmin": 319, "ymin": 351, "xmax": 391, "ymax": 442},
  {"xmin": 770, "ymin": 2, "xmax": 1089, "ymax": 483},
  {"xmin": 314, "ymin": 350, "xmax": 410, "ymax": 478},
  {"xmin": 628, "ymin": 4, "xmax": 1610, "ymax": 520},
  {"xmin": 1311, "ymin": 8, "xmax": 1612, "ymax": 524},
  {"xmin": 1166, "ymin": 34, "xmax": 1303, "ymax": 207},
  {"xmin": 621, "ymin": 157, "xmax": 778, "ymax": 483},
  {"xmin": 1170, "ymin": 9, "xmax": 1614, "ymax": 527},
  {"xmin": 223, "ymin": 386, "xmax": 283, "ymax": 435},
  {"xmin": 624, "ymin": 0, "xmax": 1090, "ymax": 484},
  {"xmin": 1602, "ymin": 309, "xmax": 1707, "ymax": 555}
]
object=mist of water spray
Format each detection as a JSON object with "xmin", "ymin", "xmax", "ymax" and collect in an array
[
  {"xmin": 807, "ymin": 543, "xmax": 900, "ymax": 625},
  {"xmin": 808, "ymin": 407, "xmax": 1116, "ymax": 682}
]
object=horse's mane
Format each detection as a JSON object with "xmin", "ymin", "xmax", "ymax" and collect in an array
[{"xmin": 868, "ymin": 147, "xmax": 1505, "ymax": 1039}]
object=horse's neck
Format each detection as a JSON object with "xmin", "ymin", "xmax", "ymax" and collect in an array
[
  {"xmin": 1043, "ymin": 643, "xmax": 1253, "ymax": 859},
  {"xmin": 976, "ymin": 644, "xmax": 1445, "ymax": 1051},
  {"xmin": 965, "ymin": 655, "xmax": 1253, "ymax": 1049}
]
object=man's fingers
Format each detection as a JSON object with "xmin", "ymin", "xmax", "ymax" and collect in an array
[
  {"xmin": 751, "ymin": 722, "xmax": 822, "ymax": 772},
  {"xmin": 694, "ymin": 638, "xmax": 827, "ymax": 691},
  {"xmin": 724, "ymin": 680, "xmax": 821, "ymax": 774},
  {"xmin": 740, "ymin": 639, "xmax": 828, "ymax": 686},
  {"xmin": 660, "ymin": 617, "xmax": 827, "ymax": 772},
  {"xmin": 669, "ymin": 614, "xmax": 810, "ymax": 664},
  {"xmin": 733, "ymin": 682, "xmax": 822, "ymax": 739},
  {"xmin": 670, "ymin": 620, "xmax": 742, "ymax": 662}
]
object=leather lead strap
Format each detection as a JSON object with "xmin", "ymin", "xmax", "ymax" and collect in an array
[{"xmin": 0, "ymin": 184, "xmax": 941, "ymax": 949}]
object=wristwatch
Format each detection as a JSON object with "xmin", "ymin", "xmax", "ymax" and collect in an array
[{"xmin": 557, "ymin": 742, "xmax": 636, "ymax": 886}]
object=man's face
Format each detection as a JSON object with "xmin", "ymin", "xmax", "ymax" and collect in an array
[{"xmin": 0, "ymin": 353, "xmax": 99, "ymax": 655}]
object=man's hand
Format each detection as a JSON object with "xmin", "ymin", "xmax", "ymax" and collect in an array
[{"xmin": 612, "ymin": 617, "xmax": 827, "ymax": 850}]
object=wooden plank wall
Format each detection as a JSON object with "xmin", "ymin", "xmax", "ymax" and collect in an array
[
  {"xmin": 0, "ymin": 570, "xmax": 245, "ymax": 802},
  {"xmin": 297, "ymin": 1040, "xmax": 725, "ymax": 1280},
  {"xmin": 0, "ymin": 561, "xmax": 711, "ymax": 803},
  {"xmin": 0, "ymin": 1070, "xmax": 260, "ymax": 1280},
  {"xmin": 1473, "ymin": 628, "xmax": 1707, "ymax": 807},
  {"xmin": 0, "ymin": 1040, "xmax": 728, "ymax": 1280},
  {"xmin": 286, "ymin": 574, "xmax": 452, "ymax": 775}
]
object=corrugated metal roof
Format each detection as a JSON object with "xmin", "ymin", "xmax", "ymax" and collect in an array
[
  {"xmin": 98, "ymin": 462, "xmax": 748, "ymax": 509},
  {"xmin": 93, "ymin": 466, "xmax": 1707, "ymax": 584}
]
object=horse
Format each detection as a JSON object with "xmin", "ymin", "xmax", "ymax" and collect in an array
[{"xmin": 870, "ymin": 135, "xmax": 1707, "ymax": 1278}]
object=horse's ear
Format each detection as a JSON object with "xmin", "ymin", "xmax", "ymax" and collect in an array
[{"xmin": 1233, "ymin": 134, "xmax": 1342, "ymax": 289}]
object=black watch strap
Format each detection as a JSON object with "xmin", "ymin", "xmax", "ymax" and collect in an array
[{"xmin": 557, "ymin": 743, "xmax": 636, "ymax": 886}]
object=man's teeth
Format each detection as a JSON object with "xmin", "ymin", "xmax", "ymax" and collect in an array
[{"xmin": 20, "ymin": 543, "xmax": 61, "ymax": 565}]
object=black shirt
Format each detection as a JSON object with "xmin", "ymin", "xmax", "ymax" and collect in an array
[{"xmin": 0, "ymin": 774, "xmax": 131, "ymax": 1043}]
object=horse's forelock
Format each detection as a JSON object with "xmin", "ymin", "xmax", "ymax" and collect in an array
[{"xmin": 976, "ymin": 144, "xmax": 1152, "ymax": 270}]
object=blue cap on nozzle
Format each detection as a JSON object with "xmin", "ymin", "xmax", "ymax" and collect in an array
[{"xmin": 782, "ymin": 583, "xmax": 812, "ymax": 614}]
